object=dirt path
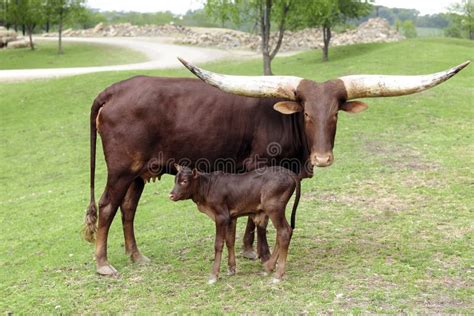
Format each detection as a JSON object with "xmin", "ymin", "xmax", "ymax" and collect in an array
[{"xmin": 0, "ymin": 36, "xmax": 258, "ymax": 83}]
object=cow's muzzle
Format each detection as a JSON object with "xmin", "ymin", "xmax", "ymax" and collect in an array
[{"xmin": 311, "ymin": 153, "xmax": 334, "ymax": 167}]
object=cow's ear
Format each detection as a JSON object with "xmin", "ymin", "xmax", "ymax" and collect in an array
[
  {"xmin": 339, "ymin": 101, "xmax": 368, "ymax": 113},
  {"xmin": 192, "ymin": 168, "xmax": 199, "ymax": 178},
  {"xmin": 273, "ymin": 101, "xmax": 303, "ymax": 114},
  {"xmin": 174, "ymin": 164, "xmax": 183, "ymax": 172}
]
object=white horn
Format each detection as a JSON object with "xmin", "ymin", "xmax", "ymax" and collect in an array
[
  {"xmin": 340, "ymin": 61, "xmax": 470, "ymax": 99},
  {"xmin": 178, "ymin": 57, "xmax": 303, "ymax": 100}
]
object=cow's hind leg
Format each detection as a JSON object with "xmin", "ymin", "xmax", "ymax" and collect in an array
[
  {"xmin": 120, "ymin": 177, "xmax": 149, "ymax": 264},
  {"xmin": 96, "ymin": 174, "xmax": 134, "ymax": 276}
]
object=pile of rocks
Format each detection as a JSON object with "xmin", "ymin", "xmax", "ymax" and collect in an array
[
  {"xmin": 177, "ymin": 18, "xmax": 404, "ymax": 51},
  {"xmin": 0, "ymin": 27, "xmax": 32, "ymax": 49},
  {"xmin": 42, "ymin": 22, "xmax": 191, "ymax": 38},
  {"xmin": 40, "ymin": 17, "xmax": 403, "ymax": 52}
]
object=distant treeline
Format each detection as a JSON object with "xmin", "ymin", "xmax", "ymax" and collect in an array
[{"xmin": 1, "ymin": 3, "xmax": 471, "ymax": 40}]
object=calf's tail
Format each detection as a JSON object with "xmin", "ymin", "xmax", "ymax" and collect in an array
[
  {"xmin": 82, "ymin": 93, "xmax": 107, "ymax": 243},
  {"xmin": 290, "ymin": 177, "xmax": 301, "ymax": 229}
]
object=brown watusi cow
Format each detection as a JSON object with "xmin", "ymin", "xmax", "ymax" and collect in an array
[{"xmin": 83, "ymin": 59, "xmax": 469, "ymax": 276}]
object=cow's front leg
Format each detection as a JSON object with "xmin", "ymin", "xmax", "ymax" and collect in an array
[
  {"xmin": 120, "ymin": 178, "xmax": 149, "ymax": 264},
  {"xmin": 256, "ymin": 216, "xmax": 271, "ymax": 262},
  {"xmin": 209, "ymin": 215, "xmax": 227, "ymax": 284},
  {"xmin": 242, "ymin": 217, "xmax": 257, "ymax": 260}
]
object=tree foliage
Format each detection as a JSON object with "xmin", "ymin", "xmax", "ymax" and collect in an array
[
  {"xmin": 446, "ymin": 0, "xmax": 473, "ymax": 39},
  {"xmin": 294, "ymin": 0, "xmax": 372, "ymax": 61},
  {"xmin": 205, "ymin": 0, "xmax": 295, "ymax": 75}
]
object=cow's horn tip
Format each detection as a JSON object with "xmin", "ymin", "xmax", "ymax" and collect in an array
[
  {"xmin": 177, "ymin": 57, "xmax": 190, "ymax": 67},
  {"xmin": 459, "ymin": 60, "xmax": 471, "ymax": 69}
]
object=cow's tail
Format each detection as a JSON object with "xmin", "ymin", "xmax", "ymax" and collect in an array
[
  {"xmin": 83, "ymin": 92, "xmax": 107, "ymax": 243},
  {"xmin": 290, "ymin": 177, "xmax": 301, "ymax": 230}
]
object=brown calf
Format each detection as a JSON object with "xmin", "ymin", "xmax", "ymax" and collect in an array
[{"xmin": 169, "ymin": 165, "xmax": 301, "ymax": 284}]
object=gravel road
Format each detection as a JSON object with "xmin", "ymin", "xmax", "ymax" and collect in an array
[{"xmin": 0, "ymin": 36, "xmax": 258, "ymax": 83}]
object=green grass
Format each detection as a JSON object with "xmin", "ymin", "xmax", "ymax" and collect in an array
[
  {"xmin": 416, "ymin": 27, "xmax": 445, "ymax": 37},
  {"xmin": 1, "ymin": 38, "xmax": 473, "ymax": 314},
  {"xmin": 0, "ymin": 40, "xmax": 147, "ymax": 70}
]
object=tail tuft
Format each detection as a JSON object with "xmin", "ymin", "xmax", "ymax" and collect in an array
[{"xmin": 82, "ymin": 201, "xmax": 98, "ymax": 243}]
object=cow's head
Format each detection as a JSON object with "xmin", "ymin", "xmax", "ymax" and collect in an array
[{"xmin": 178, "ymin": 58, "xmax": 470, "ymax": 168}]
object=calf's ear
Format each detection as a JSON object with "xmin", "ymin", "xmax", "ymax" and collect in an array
[
  {"xmin": 174, "ymin": 164, "xmax": 183, "ymax": 172},
  {"xmin": 192, "ymin": 168, "xmax": 200, "ymax": 178},
  {"xmin": 339, "ymin": 101, "xmax": 368, "ymax": 113},
  {"xmin": 273, "ymin": 101, "xmax": 303, "ymax": 114}
]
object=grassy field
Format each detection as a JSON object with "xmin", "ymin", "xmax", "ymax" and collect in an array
[
  {"xmin": 416, "ymin": 27, "xmax": 445, "ymax": 37},
  {"xmin": 0, "ymin": 38, "xmax": 473, "ymax": 314},
  {"xmin": 0, "ymin": 40, "xmax": 146, "ymax": 70}
]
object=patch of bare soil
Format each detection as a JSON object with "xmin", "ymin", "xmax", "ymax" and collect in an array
[{"xmin": 363, "ymin": 140, "xmax": 440, "ymax": 172}]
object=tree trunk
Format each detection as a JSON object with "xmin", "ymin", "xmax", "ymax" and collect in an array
[
  {"xmin": 322, "ymin": 26, "xmax": 331, "ymax": 62},
  {"xmin": 58, "ymin": 10, "xmax": 63, "ymax": 54},
  {"xmin": 260, "ymin": 0, "xmax": 273, "ymax": 75},
  {"xmin": 269, "ymin": 0, "xmax": 291, "ymax": 61},
  {"xmin": 27, "ymin": 25, "xmax": 35, "ymax": 50}
]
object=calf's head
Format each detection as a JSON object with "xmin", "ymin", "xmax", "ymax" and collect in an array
[
  {"xmin": 169, "ymin": 164, "xmax": 199, "ymax": 201},
  {"xmin": 179, "ymin": 58, "xmax": 470, "ymax": 168}
]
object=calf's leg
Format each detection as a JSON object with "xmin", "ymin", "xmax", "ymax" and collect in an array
[
  {"xmin": 225, "ymin": 219, "xmax": 237, "ymax": 275},
  {"xmin": 271, "ymin": 214, "xmax": 293, "ymax": 283},
  {"xmin": 209, "ymin": 216, "xmax": 227, "ymax": 284},
  {"xmin": 96, "ymin": 174, "xmax": 133, "ymax": 276},
  {"xmin": 120, "ymin": 178, "xmax": 149, "ymax": 264}
]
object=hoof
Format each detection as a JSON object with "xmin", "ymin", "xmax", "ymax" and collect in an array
[
  {"xmin": 242, "ymin": 249, "xmax": 257, "ymax": 260},
  {"xmin": 263, "ymin": 261, "xmax": 274, "ymax": 273},
  {"xmin": 227, "ymin": 268, "xmax": 236, "ymax": 276},
  {"xmin": 260, "ymin": 253, "xmax": 271, "ymax": 263},
  {"xmin": 132, "ymin": 254, "xmax": 151, "ymax": 265},
  {"xmin": 271, "ymin": 277, "xmax": 281, "ymax": 284},
  {"xmin": 261, "ymin": 271, "xmax": 269, "ymax": 277},
  {"xmin": 96, "ymin": 264, "xmax": 118, "ymax": 276},
  {"xmin": 208, "ymin": 276, "xmax": 218, "ymax": 285}
]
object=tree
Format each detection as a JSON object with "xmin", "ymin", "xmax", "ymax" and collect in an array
[
  {"xmin": 5, "ymin": 0, "xmax": 44, "ymax": 50},
  {"xmin": 446, "ymin": 0, "xmax": 473, "ymax": 40},
  {"xmin": 402, "ymin": 19, "xmax": 417, "ymax": 38},
  {"xmin": 47, "ymin": 0, "xmax": 84, "ymax": 54},
  {"xmin": 296, "ymin": 0, "xmax": 372, "ymax": 62},
  {"xmin": 205, "ymin": 0, "xmax": 295, "ymax": 75}
]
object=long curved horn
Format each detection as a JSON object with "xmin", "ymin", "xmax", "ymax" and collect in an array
[
  {"xmin": 340, "ymin": 61, "xmax": 470, "ymax": 99},
  {"xmin": 178, "ymin": 57, "xmax": 303, "ymax": 100}
]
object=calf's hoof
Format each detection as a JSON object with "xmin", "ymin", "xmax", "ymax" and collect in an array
[
  {"xmin": 132, "ymin": 253, "xmax": 151, "ymax": 265},
  {"xmin": 242, "ymin": 249, "xmax": 257, "ymax": 260},
  {"xmin": 96, "ymin": 264, "xmax": 118, "ymax": 276},
  {"xmin": 263, "ymin": 260, "xmax": 275, "ymax": 273},
  {"xmin": 208, "ymin": 275, "xmax": 218, "ymax": 285},
  {"xmin": 227, "ymin": 267, "xmax": 236, "ymax": 276}
]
